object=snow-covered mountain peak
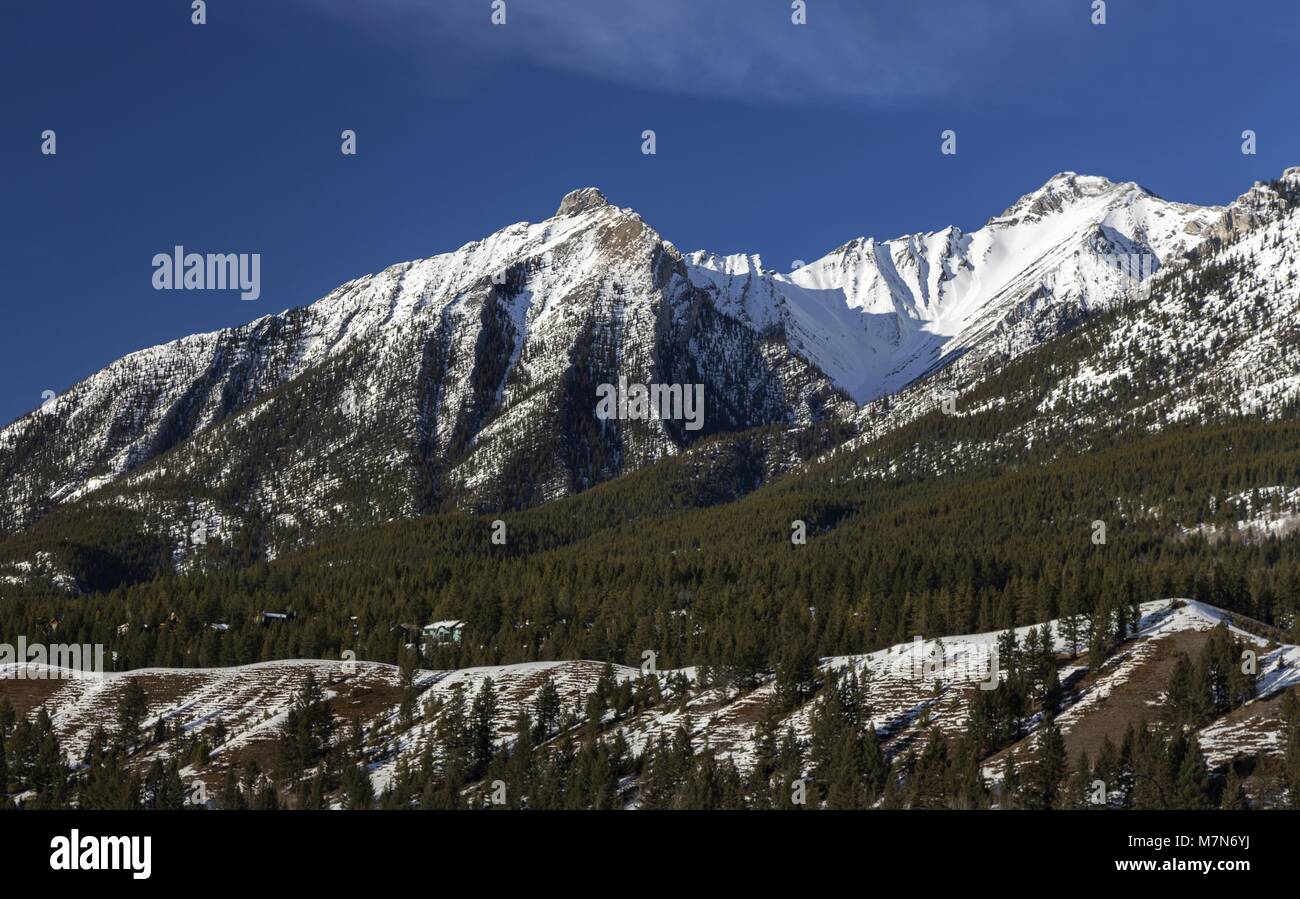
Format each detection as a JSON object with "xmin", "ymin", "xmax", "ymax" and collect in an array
[
  {"xmin": 992, "ymin": 172, "xmax": 1138, "ymax": 225},
  {"xmin": 1211, "ymin": 167, "xmax": 1300, "ymax": 240},
  {"xmin": 1043, "ymin": 170, "xmax": 1118, "ymax": 192},
  {"xmin": 555, "ymin": 186, "xmax": 613, "ymax": 217}
]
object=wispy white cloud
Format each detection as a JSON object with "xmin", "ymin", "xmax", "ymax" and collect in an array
[{"xmin": 303, "ymin": 0, "xmax": 1071, "ymax": 105}]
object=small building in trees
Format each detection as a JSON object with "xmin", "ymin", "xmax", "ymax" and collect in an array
[
  {"xmin": 391, "ymin": 622, "xmax": 423, "ymax": 645},
  {"xmin": 422, "ymin": 620, "xmax": 465, "ymax": 646},
  {"xmin": 258, "ymin": 611, "xmax": 296, "ymax": 626}
]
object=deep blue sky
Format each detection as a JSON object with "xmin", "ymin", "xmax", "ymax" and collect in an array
[{"xmin": 2, "ymin": 0, "xmax": 1297, "ymax": 426}]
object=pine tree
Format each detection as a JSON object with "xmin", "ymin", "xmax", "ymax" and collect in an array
[
  {"xmin": 1190, "ymin": 653, "xmax": 1215, "ymax": 724},
  {"xmin": 773, "ymin": 635, "xmax": 819, "ymax": 711},
  {"xmin": 343, "ymin": 761, "xmax": 374, "ymax": 810},
  {"xmin": 436, "ymin": 683, "xmax": 472, "ymax": 793},
  {"xmin": 1166, "ymin": 653, "xmax": 1197, "ymax": 726},
  {"xmin": 1088, "ymin": 598, "xmax": 1115, "ymax": 664},
  {"xmin": 751, "ymin": 699, "xmax": 781, "ymax": 789},
  {"xmin": 1059, "ymin": 592, "xmax": 1084, "ymax": 659},
  {"xmin": 1041, "ymin": 667, "xmax": 1063, "ymax": 716},
  {"xmin": 504, "ymin": 711, "xmax": 536, "ymax": 809},
  {"xmin": 532, "ymin": 675, "xmax": 561, "ymax": 741},
  {"xmin": 860, "ymin": 725, "xmax": 887, "ymax": 801},
  {"xmin": 1064, "ymin": 750, "xmax": 1093, "ymax": 810},
  {"xmin": 808, "ymin": 671, "xmax": 846, "ymax": 786},
  {"xmin": 278, "ymin": 669, "xmax": 336, "ymax": 775},
  {"xmin": 824, "ymin": 729, "xmax": 863, "ymax": 809},
  {"xmin": 1094, "ymin": 734, "xmax": 1121, "ymax": 800},
  {"xmin": 1220, "ymin": 767, "xmax": 1247, "ymax": 809},
  {"xmin": 219, "ymin": 769, "xmax": 245, "ymax": 810},
  {"xmin": 470, "ymin": 677, "xmax": 499, "ymax": 777},
  {"xmin": 1023, "ymin": 718, "xmax": 1067, "ymax": 810},
  {"xmin": 1281, "ymin": 689, "xmax": 1300, "ymax": 808},
  {"xmin": 999, "ymin": 751, "xmax": 1021, "ymax": 810},
  {"xmin": 398, "ymin": 647, "xmax": 419, "ymax": 728},
  {"xmin": 637, "ymin": 733, "xmax": 676, "ymax": 810},
  {"xmin": 947, "ymin": 734, "xmax": 989, "ymax": 810},
  {"xmin": 1171, "ymin": 733, "xmax": 1212, "ymax": 809},
  {"xmin": 115, "ymin": 680, "xmax": 149, "ymax": 753},
  {"xmin": 908, "ymin": 728, "xmax": 950, "ymax": 809},
  {"xmin": 0, "ymin": 696, "xmax": 15, "ymax": 737},
  {"xmin": 303, "ymin": 766, "xmax": 327, "ymax": 810}
]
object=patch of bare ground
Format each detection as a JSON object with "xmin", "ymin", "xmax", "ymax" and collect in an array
[
  {"xmin": 983, "ymin": 630, "xmax": 1213, "ymax": 772},
  {"xmin": 328, "ymin": 675, "xmax": 403, "ymax": 726},
  {"xmin": 0, "ymin": 676, "xmax": 68, "ymax": 717},
  {"xmin": 205, "ymin": 734, "xmax": 281, "ymax": 778},
  {"xmin": 134, "ymin": 672, "xmax": 209, "ymax": 707},
  {"xmin": 1058, "ymin": 629, "xmax": 1213, "ymax": 762}
]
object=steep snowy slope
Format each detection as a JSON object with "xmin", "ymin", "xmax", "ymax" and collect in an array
[
  {"xmin": 826, "ymin": 167, "xmax": 1300, "ymax": 476},
  {"xmin": 688, "ymin": 173, "xmax": 1219, "ymax": 403}
]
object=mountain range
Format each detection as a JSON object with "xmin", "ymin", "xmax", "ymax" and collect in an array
[{"xmin": 1, "ymin": 167, "xmax": 1299, "ymax": 596}]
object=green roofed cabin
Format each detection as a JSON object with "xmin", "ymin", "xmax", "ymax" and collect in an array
[{"xmin": 422, "ymin": 620, "xmax": 465, "ymax": 645}]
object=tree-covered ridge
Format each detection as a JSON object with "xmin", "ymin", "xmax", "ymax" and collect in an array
[
  {"xmin": 2, "ymin": 409, "xmax": 1299, "ymax": 677},
  {"xmin": 5, "ymin": 603, "xmax": 1299, "ymax": 811}
]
